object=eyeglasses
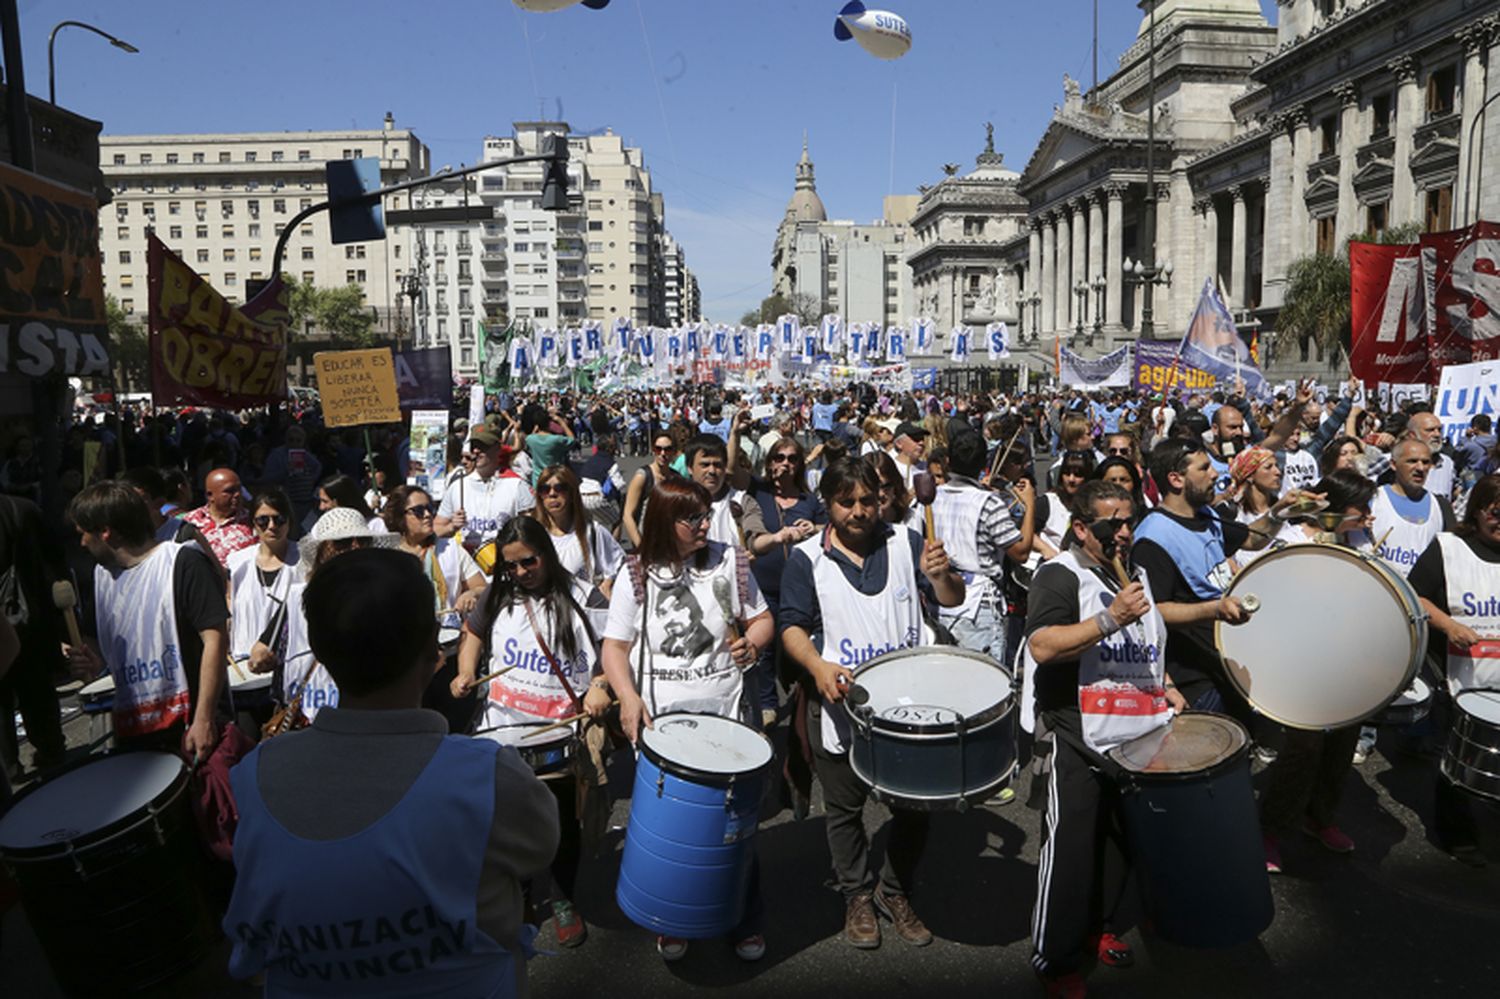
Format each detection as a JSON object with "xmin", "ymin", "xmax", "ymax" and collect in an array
[
  {"xmin": 653, "ymin": 444, "xmax": 677, "ymax": 455},
  {"xmin": 770, "ymin": 453, "xmax": 799, "ymax": 465},
  {"xmin": 1106, "ymin": 447, "xmax": 1133, "ymax": 456},
  {"xmin": 254, "ymin": 514, "xmax": 287, "ymax": 529},
  {"xmin": 1479, "ymin": 506, "xmax": 1500, "ymax": 521},
  {"xmin": 675, "ymin": 511, "xmax": 712, "ymax": 529},
  {"xmin": 501, "ymin": 554, "xmax": 541, "ymax": 573},
  {"xmin": 330, "ymin": 537, "xmax": 369, "ymax": 552},
  {"xmin": 1085, "ymin": 515, "xmax": 1133, "ymax": 533},
  {"xmin": 537, "ymin": 483, "xmax": 568, "ymax": 496},
  {"xmin": 405, "ymin": 504, "xmax": 434, "ymax": 519}
]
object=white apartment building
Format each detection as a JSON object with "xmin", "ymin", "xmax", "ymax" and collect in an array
[{"xmin": 98, "ymin": 114, "xmax": 428, "ymax": 329}]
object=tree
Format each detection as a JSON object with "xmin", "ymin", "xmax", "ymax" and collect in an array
[
  {"xmin": 743, "ymin": 291, "xmax": 824, "ymax": 328},
  {"xmin": 281, "ymin": 275, "xmax": 380, "ymax": 346},
  {"xmin": 105, "ymin": 295, "xmax": 151, "ymax": 391},
  {"xmin": 1277, "ymin": 223, "xmax": 1428, "ymax": 363}
]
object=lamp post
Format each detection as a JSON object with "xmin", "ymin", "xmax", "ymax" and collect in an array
[
  {"xmin": 1135, "ymin": 0, "xmax": 1167, "ymax": 337},
  {"xmin": 1028, "ymin": 293, "xmax": 1042, "ymax": 343},
  {"xmin": 1091, "ymin": 275, "xmax": 1107, "ymax": 345},
  {"xmin": 1074, "ymin": 280, "xmax": 1089, "ymax": 346},
  {"xmin": 48, "ymin": 20, "xmax": 138, "ymax": 105}
]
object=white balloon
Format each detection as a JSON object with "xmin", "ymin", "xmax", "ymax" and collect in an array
[
  {"xmin": 513, "ymin": 0, "xmax": 609, "ymax": 12},
  {"xmin": 834, "ymin": 1, "xmax": 911, "ymax": 61}
]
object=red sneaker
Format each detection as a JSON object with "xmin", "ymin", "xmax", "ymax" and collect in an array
[
  {"xmin": 1263, "ymin": 833, "xmax": 1283, "ymax": 874},
  {"xmin": 1303, "ymin": 822, "xmax": 1355, "ymax": 854},
  {"xmin": 1092, "ymin": 931, "xmax": 1134, "ymax": 968},
  {"xmin": 553, "ymin": 899, "xmax": 587, "ymax": 948}
]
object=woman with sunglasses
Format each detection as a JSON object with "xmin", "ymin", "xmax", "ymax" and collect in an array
[
  {"xmin": 600, "ymin": 476, "xmax": 773, "ymax": 963},
  {"xmin": 621, "ymin": 430, "xmax": 681, "ymax": 549},
  {"xmin": 531, "ymin": 466, "xmax": 624, "ymax": 599},
  {"xmin": 228, "ymin": 489, "xmax": 304, "ymax": 724},
  {"xmin": 454, "ymin": 517, "xmax": 611, "ymax": 948}
]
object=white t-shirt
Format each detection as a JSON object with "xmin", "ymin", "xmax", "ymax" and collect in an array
[
  {"xmin": 604, "ymin": 542, "xmax": 767, "ymax": 720},
  {"xmin": 548, "ymin": 523, "xmax": 624, "ymax": 589},
  {"xmin": 437, "ymin": 472, "xmax": 534, "ymax": 547},
  {"xmin": 475, "ymin": 577, "xmax": 601, "ymax": 739}
]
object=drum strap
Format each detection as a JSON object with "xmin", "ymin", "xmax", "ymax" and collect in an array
[{"xmin": 523, "ymin": 596, "xmax": 583, "ymax": 712}]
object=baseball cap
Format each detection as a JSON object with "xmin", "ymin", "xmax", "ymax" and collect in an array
[{"xmin": 895, "ymin": 421, "xmax": 929, "ymax": 440}]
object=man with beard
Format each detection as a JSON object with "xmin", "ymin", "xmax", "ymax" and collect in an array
[
  {"xmin": 1130, "ymin": 440, "xmax": 1307, "ymax": 718},
  {"xmin": 63, "ymin": 481, "xmax": 228, "ymax": 759},
  {"xmin": 779, "ymin": 458, "xmax": 963, "ymax": 951}
]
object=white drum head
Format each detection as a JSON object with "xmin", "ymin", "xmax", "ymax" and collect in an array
[
  {"xmin": 0, "ymin": 753, "xmax": 184, "ymax": 849},
  {"xmin": 80, "ymin": 674, "xmax": 115, "ymax": 697},
  {"xmin": 857, "ymin": 647, "xmax": 1012, "ymax": 724},
  {"xmin": 1109, "ymin": 713, "xmax": 1246, "ymax": 774},
  {"xmin": 229, "ymin": 671, "xmax": 272, "ymax": 692},
  {"xmin": 1218, "ymin": 546, "xmax": 1423, "ymax": 729},
  {"xmin": 641, "ymin": 714, "xmax": 771, "ymax": 775},
  {"xmin": 438, "ymin": 627, "xmax": 462, "ymax": 647},
  {"xmin": 1391, "ymin": 677, "xmax": 1432, "ymax": 709},
  {"xmin": 1457, "ymin": 690, "xmax": 1500, "ymax": 725}
]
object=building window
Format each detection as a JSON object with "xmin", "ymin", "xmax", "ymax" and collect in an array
[
  {"xmin": 118, "ymin": 250, "xmax": 131, "ymax": 264},
  {"xmin": 298, "ymin": 149, "xmax": 311, "ymax": 161},
  {"xmin": 121, "ymin": 298, "xmax": 134, "ymax": 314},
  {"xmin": 222, "ymin": 225, "xmax": 235, "ymax": 239},
  {"xmin": 1319, "ymin": 116, "xmax": 1337, "ymax": 156},
  {"xmin": 221, "ymin": 200, "xmax": 234, "ymax": 216},
  {"xmin": 588, "ymin": 241, "xmax": 603, "ymax": 252},
  {"xmin": 248, "ymin": 223, "xmax": 261, "ymax": 238},
  {"xmin": 1367, "ymin": 202, "xmax": 1388, "ymax": 237},
  {"xmin": 534, "ymin": 307, "xmax": 549, "ymax": 319},
  {"xmin": 1426, "ymin": 65, "xmax": 1456, "ymax": 120},
  {"xmin": 219, "ymin": 151, "xmax": 232, "ymax": 163},
  {"xmin": 119, "ymin": 275, "xmax": 134, "ymax": 288},
  {"xmin": 302, "ymin": 271, "xmax": 315, "ymax": 284},
  {"xmin": 346, "ymin": 270, "xmax": 357, "ymax": 284},
  {"xmin": 223, "ymin": 248, "xmax": 236, "ymax": 262},
  {"xmin": 196, "ymin": 225, "xmax": 209, "ymax": 239},
  {"xmin": 300, "ymin": 223, "xmax": 313, "ymax": 236},
  {"xmin": 1425, "ymin": 186, "xmax": 1453, "ymax": 232},
  {"xmin": 302, "ymin": 247, "xmax": 315, "ymax": 260},
  {"xmin": 249, "ymin": 247, "xmax": 262, "ymax": 261},
  {"xmin": 272, "ymin": 150, "xmax": 284, "ymax": 162},
  {"xmin": 300, "ymin": 198, "xmax": 312, "ymax": 211},
  {"xmin": 245, "ymin": 151, "xmax": 257, "ymax": 162},
  {"xmin": 1371, "ymin": 93, "xmax": 1392, "ymax": 138},
  {"xmin": 169, "ymin": 225, "xmax": 183, "ymax": 240},
  {"xmin": 192, "ymin": 152, "xmax": 205, "ymax": 164},
  {"xmin": 224, "ymin": 273, "xmax": 237, "ymax": 285},
  {"xmin": 112, "ymin": 153, "xmax": 125, "ymax": 165},
  {"xmin": 357, "ymin": 270, "xmax": 367, "ymax": 282},
  {"xmin": 198, "ymin": 249, "xmax": 210, "ymax": 263},
  {"xmin": 274, "ymin": 199, "xmax": 286, "ymax": 214},
  {"xmin": 460, "ymin": 319, "xmax": 473, "ymax": 341},
  {"xmin": 168, "ymin": 201, "xmax": 181, "ymax": 216},
  {"xmin": 1315, "ymin": 215, "xmax": 1336, "ymax": 255},
  {"xmin": 461, "ymin": 347, "xmax": 473, "ymax": 366},
  {"xmin": 437, "ymin": 319, "xmax": 448, "ymax": 339}
]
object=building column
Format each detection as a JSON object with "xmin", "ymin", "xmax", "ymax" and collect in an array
[
  {"xmin": 1070, "ymin": 198, "xmax": 1088, "ymax": 326},
  {"xmin": 1334, "ymin": 82, "xmax": 1360, "ymax": 246},
  {"xmin": 1262, "ymin": 114, "xmax": 1294, "ymax": 309},
  {"xmin": 1087, "ymin": 189, "xmax": 1104, "ymax": 329},
  {"xmin": 1389, "ymin": 56, "xmax": 1420, "ymax": 228},
  {"xmin": 1041, "ymin": 213, "xmax": 1057, "ymax": 335},
  {"xmin": 1105, "ymin": 183, "xmax": 1124, "ymax": 329},
  {"xmin": 1027, "ymin": 219, "xmax": 1042, "ymax": 336},
  {"xmin": 1198, "ymin": 196, "xmax": 1218, "ymax": 289},
  {"xmin": 1287, "ymin": 105, "xmax": 1312, "ymax": 260},
  {"xmin": 1230, "ymin": 186, "xmax": 1248, "ymax": 309},
  {"xmin": 1055, "ymin": 205, "xmax": 1073, "ymax": 332},
  {"xmin": 1455, "ymin": 23, "xmax": 1489, "ymax": 226}
]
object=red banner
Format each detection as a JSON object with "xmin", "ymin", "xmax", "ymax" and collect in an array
[
  {"xmin": 1349, "ymin": 239, "xmax": 1426, "ymax": 384},
  {"xmin": 147, "ymin": 234, "xmax": 289, "ymax": 408},
  {"xmin": 1420, "ymin": 220, "xmax": 1500, "ymax": 370}
]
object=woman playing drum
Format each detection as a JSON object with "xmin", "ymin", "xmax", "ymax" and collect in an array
[
  {"xmin": 454, "ymin": 517, "xmax": 612, "ymax": 948},
  {"xmin": 600, "ymin": 477, "xmax": 773, "ymax": 963}
]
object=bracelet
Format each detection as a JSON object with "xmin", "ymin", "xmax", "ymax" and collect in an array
[
  {"xmin": 1094, "ymin": 609, "xmax": 1123, "ymax": 637},
  {"xmin": 1164, "ymin": 681, "xmax": 1178, "ymax": 690},
  {"xmin": 589, "ymin": 677, "xmax": 610, "ymax": 690}
]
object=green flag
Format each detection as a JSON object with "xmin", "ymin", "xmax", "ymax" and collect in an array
[{"xmin": 477, "ymin": 320, "xmax": 511, "ymax": 392}]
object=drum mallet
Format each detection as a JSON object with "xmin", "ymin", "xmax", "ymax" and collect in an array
[
  {"xmin": 914, "ymin": 472, "xmax": 938, "ymax": 542},
  {"xmin": 712, "ymin": 577, "xmax": 744, "ymax": 646},
  {"xmin": 529, "ymin": 700, "xmax": 619, "ymax": 738},
  {"xmin": 51, "ymin": 580, "xmax": 85, "ymax": 648},
  {"xmin": 468, "ymin": 663, "xmax": 520, "ymax": 690},
  {"xmin": 986, "ymin": 425, "xmax": 1025, "ymax": 485}
]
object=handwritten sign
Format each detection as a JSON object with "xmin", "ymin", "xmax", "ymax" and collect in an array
[
  {"xmin": 0, "ymin": 163, "xmax": 110, "ymax": 377},
  {"xmin": 314, "ymin": 348, "xmax": 401, "ymax": 427}
]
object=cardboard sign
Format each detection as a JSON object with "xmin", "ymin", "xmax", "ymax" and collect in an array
[{"xmin": 314, "ymin": 348, "xmax": 401, "ymax": 427}]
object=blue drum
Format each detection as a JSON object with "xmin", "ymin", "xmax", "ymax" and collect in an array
[
  {"xmin": 1109, "ymin": 712, "xmax": 1274, "ymax": 949},
  {"xmin": 616, "ymin": 713, "xmax": 772, "ymax": 939},
  {"xmin": 846, "ymin": 646, "xmax": 1018, "ymax": 810}
]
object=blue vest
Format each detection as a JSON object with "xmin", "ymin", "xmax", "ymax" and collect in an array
[
  {"xmin": 224, "ymin": 737, "xmax": 519, "ymax": 998},
  {"xmin": 1133, "ymin": 508, "xmax": 1228, "ymax": 600}
]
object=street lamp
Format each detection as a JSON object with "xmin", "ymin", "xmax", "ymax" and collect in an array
[
  {"xmin": 1091, "ymin": 275, "xmax": 1107, "ymax": 345},
  {"xmin": 1073, "ymin": 280, "xmax": 1089, "ymax": 346},
  {"xmin": 48, "ymin": 21, "xmax": 138, "ymax": 105},
  {"xmin": 1123, "ymin": 254, "xmax": 1174, "ymax": 335},
  {"xmin": 1136, "ymin": 0, "xmax": 1166, "ymax": 337},
  {"xmin": 1027, "ymin": 293, "xmax": 1042, "ymax": 343}
]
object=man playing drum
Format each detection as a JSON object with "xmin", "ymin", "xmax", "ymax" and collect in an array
[
  {"xmin": 1024, "ymin": 480, "xmax": 1186, "ymax": 994},
  {"xmin": 1130, "ymin": 440, "xmax": 1307, "ymax": 720},
  {"xmin": 1408, "ymin": 473, "xmax": 1500, "ymax": 867},
  {"xmin": 63, "ymin": 482, "xmax": 228, "ymax": 762},
  {"xmin": 779, "ymin": 458, "xmax": 964, "ymax": 950}
]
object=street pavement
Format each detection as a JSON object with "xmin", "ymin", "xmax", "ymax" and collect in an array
[{"xmin": 4, "ymin": 446, "xmax": 1499, "ymax": 996}]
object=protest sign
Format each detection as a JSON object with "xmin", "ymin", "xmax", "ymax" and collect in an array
[{"xmin": 314, "ymin": 348, "xmax": 401, "ymax": 428}]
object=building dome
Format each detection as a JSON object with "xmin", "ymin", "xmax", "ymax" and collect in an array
[{"xmin": 786, "ymin": 136, "xmax": 827, "ymax": 223}]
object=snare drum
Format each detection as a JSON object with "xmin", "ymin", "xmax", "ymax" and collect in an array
[
  {"xmin": 1217, "ymin": 544, "xmax": 1426, "ymax": 730},
  {"xmin": 228, "ymin": 664, "xmax": 275, "ymax": 711},
  {"xmin": 476, "ymin": 721, "xmax": 577, "ymax": 777},
  {"xmin": 1375, "ymin": 677, "xmax": 1433, "ymax": 727},
  {"xmin": 617, "ymin": 713, "xmax": 773, "ymax": 939},
  {"xmin": 78, "ymin": 672, "xmax": 115, "ymax": 715},
  {"xmin": 0, "ymin": 752, "xmax": 215, "ymax": 993},
  {"xmin": 1441, "ymin": 690, "xmax": 1500, "ymax": 802},
  {"xmin": 1109, "ymin": 713, "xmax": 1274, "ymax": 949},
  {"xmin": 845, "ymin": 646, "xmax": 1017, "ymax": 809}
]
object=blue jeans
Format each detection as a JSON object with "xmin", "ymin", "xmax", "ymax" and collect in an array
[{"xmin": 946, "ymin": 600, "xmax": 1008, "ymax": 666}]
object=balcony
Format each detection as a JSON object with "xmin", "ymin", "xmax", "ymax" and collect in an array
[
  {"xmin": 480, "ymin": 252, "xmax": 506, "ymax": 263},
  {"xmin": 432, "ymin": 243, "xmax": 447, "ymax": 256},
  {"xmin": 1305, "ymin": 152, "xmax": 1340, "ymax": 187},
  {"xmin": 1412, "ymin": 112, "xmax": 1460, "ymax": 156},
  {"xmin": 457, "ymin": 272, "xmax": 473, "ymax": 285}
]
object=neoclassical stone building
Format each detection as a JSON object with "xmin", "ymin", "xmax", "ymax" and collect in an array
[
  {"xmin": 1003, "ymin": 0, "xmax": 1277, "ymax": 363},
  {"xmin": 905, "ymin": 127, "xmax": 1031, "ymax": 356}
]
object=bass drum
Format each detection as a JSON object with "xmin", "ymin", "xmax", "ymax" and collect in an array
[{"xmin": 1216, "ymin": 544, "xmax": 1426, "ymax": 730}]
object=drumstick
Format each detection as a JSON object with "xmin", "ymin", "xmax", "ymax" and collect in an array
[
  {"xmin": 1372, "ymin": 525, "xmax": 1395, "ymax": 555},
  {"xmin": 528, "ymin": 700, "xmax": 619, "ymax": 738},
  {"xmin": 1109, "ymin": 554, "xmax": 1132, "ymax": 590},
  {"xmin": 51, "ymin": 581, "xmax": 84, "ymax": 648},
  {"xmin": 468, "ymin": 662, "xmax": 520, "ymax": 689},
  {"xmin": 987, "ymin": 425, "xmax": 1025, "ymax": 484}
]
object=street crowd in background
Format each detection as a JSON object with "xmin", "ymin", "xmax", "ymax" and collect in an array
[{"xmin": 1, "ymin": 369, "xmax": 1498, "ymax": 996}]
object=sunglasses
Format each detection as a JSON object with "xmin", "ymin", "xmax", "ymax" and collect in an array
[
  {"xmin": 770, "ymin": 453, "xmax": 800, "ymax": 464},
  {"xmin": 1106, "ymin": 447, "xmax": 1133, "ymax": 456},
  {"xmin": 405, "ymin": 504, "xmax": 434, "ymax": 519},
  {"xmin": 537, "ymin": 483, "xmax": 568, "ymax": 496},
  {"xmin": 330, "ymin": 537, "xmax": 369, "ymax": 552},
  {"xmin": 1084, "ymin": 515, "xmax": 1133, "ymax": 532},
  {"xmin": 653, "ymin": 444, "xmax": 677, "ymax": 455},
  {"xmin": 501, "ymin": 554, "xmax": 541, "ymax": 573},
  {"xmin": 676, "ymin": 511, "xmax": 712, "ymax": 528},
  {"xmin": 254, "ymin": 514, "xmax": 287, "ymax": 529}
]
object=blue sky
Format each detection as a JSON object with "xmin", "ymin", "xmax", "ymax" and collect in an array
[{"xmin": 21, "ymin": 0, "xmax": 1276, "ymax": 321}]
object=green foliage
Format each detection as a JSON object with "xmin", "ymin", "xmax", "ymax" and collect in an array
[
  {"xmin": 744, "ymin": 291, "xmax": 823, "ymax": 327},
  {"xmin": 1279, "ymin": 252, "xmax": 1351, "ymax": 358},
  {"xmin": 282, "ymin": 275, "xmax": 380, "ymax": 346},
  {"xmin": 105, "ymin": 295, "xmax": 150, "ymax": 390}
]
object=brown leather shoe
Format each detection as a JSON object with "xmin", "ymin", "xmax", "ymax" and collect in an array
[
  {"xmin": 844, "ymin": 891, "xmax": 881, "ymax": 948},
  {"xmin": 874, "ymin": 889, "xmax": 933, "ymax": 946}
]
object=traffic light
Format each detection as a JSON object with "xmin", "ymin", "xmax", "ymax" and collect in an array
[{"xmin": 541, "ymin": 133, "xmax": 570, "ymax": 212}]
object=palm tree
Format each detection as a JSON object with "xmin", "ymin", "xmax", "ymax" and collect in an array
[{"xmin": 1277, "ymin": 222, "xmax": 1425, "ymax": 364}]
